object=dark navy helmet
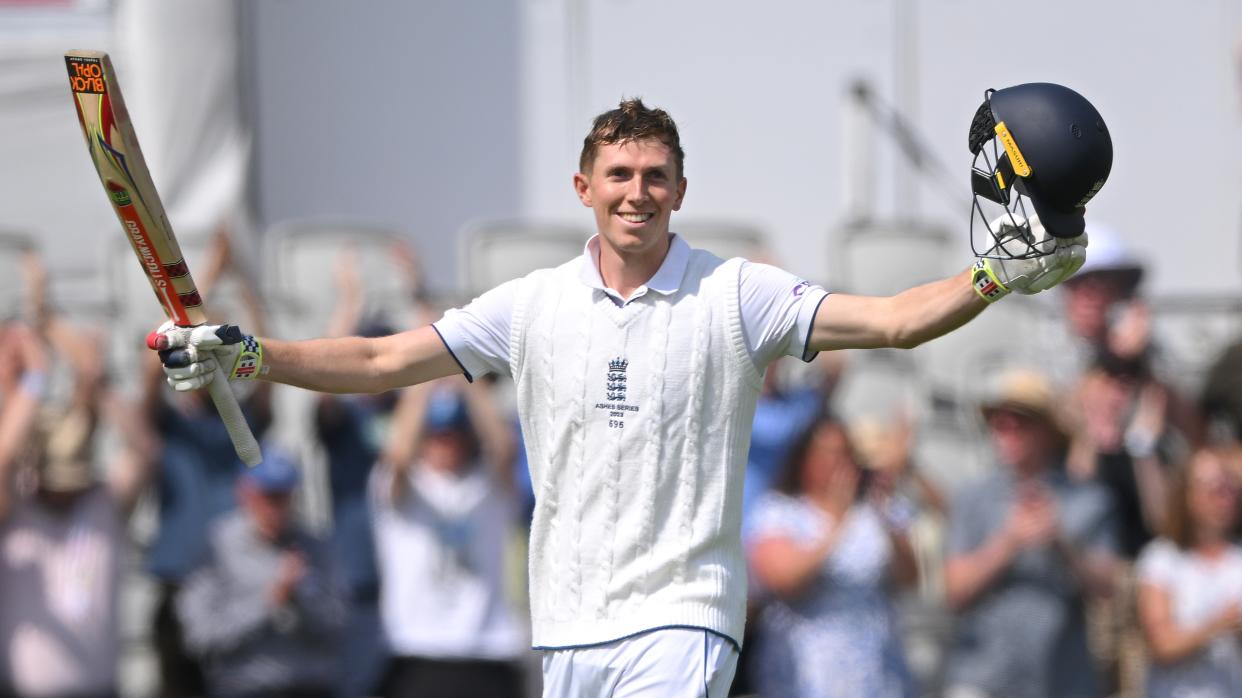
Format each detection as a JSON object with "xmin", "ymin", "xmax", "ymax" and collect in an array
[{"xmin": 968, "ymin": 82, "xmax": 1113, "ymax": 258}]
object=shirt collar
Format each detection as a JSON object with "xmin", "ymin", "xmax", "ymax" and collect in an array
[{"xmin": 578, "ymin": 233, "xmax": 691, "ymax": 300}]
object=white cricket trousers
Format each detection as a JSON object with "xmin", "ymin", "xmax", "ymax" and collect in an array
[{"xmin": 541, "ymin": 627, "xmax": 739, "ymax": 697}]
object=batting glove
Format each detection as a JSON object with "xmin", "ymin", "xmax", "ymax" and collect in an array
[
  {"xmin": 971, "ymin": 214, "xmax": 1088, "ymax": 303},
  {"xmin": 149, "ymin": 320, "xmax": 264, "ymax": 392}
]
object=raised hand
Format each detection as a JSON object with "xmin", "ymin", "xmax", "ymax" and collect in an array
[
  {"xmin": 973, "ymin": 214, "xmax": 1088, "ymax": 301},
  {"xmin": 150, "ymin": 320, "xmax": 263, "ymax": 392}
]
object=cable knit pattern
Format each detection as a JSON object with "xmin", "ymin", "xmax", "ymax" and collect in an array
[
  {"xmin": 673, "ymin": 256, "xmax": 711, "ymax": 590},
  {"xmin": 512, "ymin": 251, "xmax": 760, "ymax": 649},
  {"xmin": 636, "ymin": 298, "xmax": 670, "ymax": 609}
]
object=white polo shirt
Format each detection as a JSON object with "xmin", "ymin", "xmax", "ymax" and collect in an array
[{"xmin": 433, "ymin": 233, "xmax": 828, "ymax": 649}]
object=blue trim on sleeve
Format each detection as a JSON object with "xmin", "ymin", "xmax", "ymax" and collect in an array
[
  {"xmin": 531, "ymin": 624, "xmax": 741, "ymax": 653},
  {"xmin": 431, "ymin": 323, "xmax": 473, "ymax": 383},
  {"xmin": 801, "ymin": 292, "xmax": 830, "ymax": 363},
  {"xmin": 703, "ymin": 630, "xmax": 711, "ymax": 697}
]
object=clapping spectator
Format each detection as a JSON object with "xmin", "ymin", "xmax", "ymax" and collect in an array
[
  {"xmin": 745, "ymin": 414, "xmax": 919, "ymax": 698},
  {"xmin": 177, "ymin": 450, "xmax": 347, "ymax": 698},
  {"xmin": 942, "ymin": 370, "xmax": 1119, "ymax": 698},
  {"xmin": 1137, "ymin": 447, "xmax": 1242, "ymax": 698}
]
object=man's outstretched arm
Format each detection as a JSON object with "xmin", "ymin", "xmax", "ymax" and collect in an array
[
  {"xmin": 809, "ymin": 214, "xmax": 1088, "ymax": 352},
  {"xmin": 160, "ymin": 324, "xmax": 463, "ymax": 396},
  {"xmin": 808, "ymin": 268, "xmax": 985, "ymax": 352},
  {"xmin": 263, "ymin": 326, "xmax": 463, "ymax": 393}
]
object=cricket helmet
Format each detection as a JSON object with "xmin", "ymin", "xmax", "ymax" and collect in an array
[{"xmin": 968, "ymin": 82, "xmax": 1113, "ymax": 259}]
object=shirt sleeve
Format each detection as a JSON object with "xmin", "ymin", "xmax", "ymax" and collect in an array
[
  {"xmin": 737, "ymin": 261, "xmax": 829, "ymax": 368},
  {"xmin": 1135, "ymin": 538, "xmax": 1177, "ymax": 588},
  {"xmin": 432, "ymin": 278, "xmax": 522, "ymax": 380}
]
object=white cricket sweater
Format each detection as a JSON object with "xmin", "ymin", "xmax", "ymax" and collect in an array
[{"xmin": 510, "ymin": 249, "xmax": 763, "ymax": 649}]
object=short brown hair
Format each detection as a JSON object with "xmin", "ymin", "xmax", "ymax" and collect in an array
[{"xmin": 579, "ymin": 98, "xmax": 685, "ymax": 178}]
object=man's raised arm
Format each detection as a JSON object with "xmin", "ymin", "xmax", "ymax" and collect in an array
[
  {"xmin": 809, "ymin": 213, "xmax": 1088, "ymax": 353},
  {"xmin": 808, "ymin": 269, "xmax": 985, "ymax": 352},
  {"xmin": 157, "ymin": 323, "xmax": 462, "ymax": 396}
]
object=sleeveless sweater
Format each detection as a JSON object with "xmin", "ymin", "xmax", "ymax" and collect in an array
[{"xmin": 510, "ymin": 249, "xmax": 762, "ymax": 648}]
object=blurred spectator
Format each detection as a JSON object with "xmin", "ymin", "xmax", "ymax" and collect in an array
[
  {"xmin": 730, "ymin": 360, "xmax": 833, "ymax": 696},
  {"xmin": 370, "ymin": 376, "xmax": 527, "ymax": 698},
  {"xmin": 850, "ymin": 412, "xmax": 951, "ymax": 689},
  {"xmin": 1137, "ymin": 447, "xmax": 1242, "ymax": 698},
  {"xmin": 743, "ymin": 356, "xmax": 840, "ymax": 523},
  {"xmin": 1069, "ymin": 354, "xmax": 1173, "ymax": 558},
  {"xmin": 1066, "ymin": 353, "xmax": 1178, "ymax": 695},
  {"xmin": 178, "ymin": 449, "xmax": 346, "ymax": 698},
  {"xmin": 942, "ymin": 370, "xmax": 1119, "ymax": 698},
  {"xmin": 0, "ymin": 306, "xmax": 156, "ymax": 698},
  {"xmin": 745, "ymin": 414, "xmax": 919, "ymax": 698},
  {"xmin": 313, "ymin": 245, "xmax": 410, "ymax": 698},
  {"xmin": 851, "ymin": 411, "xmax": 949, "ymax": 535},
  {"xmin": 1054, "ymin": 224, "xmax": 1199, "ymax": 442},
  {"xmin": 1201, "ymin": 340, "xmax": 1242, "ymax": 447},
  {"xmin": 141, "ymin": 228, "xmax": 273, "ymax": 698},
  {"xmin": 1060, "ymin": 224, "xmax": 1146, "ymax": 363}
]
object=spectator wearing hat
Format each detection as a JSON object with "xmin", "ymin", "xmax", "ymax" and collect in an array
[
  {"xmin": 1137, "ymin": 447, "xmax": 1242, "ymax": 698},
  {"xmin": 0, "ymin": 316, "xmax": 157, "ymax": 698},
  {"xmin": 1060, "ymin": 224, "xmax": 1146, "ymax": 362},
  {"xmin": 942, "ymin": 370, "xmax": 1120, "ymax": 698},
  {"xmin": 370, "ymin": 376, "xmax": 527, "ymax": 698},
  {"xmin": 1048, "ymin": 223, "xmax": 1198, "ymax": 448},
  {"xmin": 177, "ymin": 449, "xmax": 346, "ymax": 698}
]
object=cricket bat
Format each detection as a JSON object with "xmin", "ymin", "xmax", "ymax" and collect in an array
[{"xmin": 65, "ymin": 49, "xmax": 262, "ymax": 466}]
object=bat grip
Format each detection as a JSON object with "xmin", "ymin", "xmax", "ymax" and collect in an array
[{"xmin": 206, "ymin": 374, "xmax": 263, "ymax": 466}]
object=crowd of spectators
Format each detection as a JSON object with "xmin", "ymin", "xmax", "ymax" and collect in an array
[{"xmin": 1, "ymin": 222, "xmax": 1241, "ymax": 698}]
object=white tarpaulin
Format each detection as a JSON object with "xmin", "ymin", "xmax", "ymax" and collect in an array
[
  {"xmin": 0, "ymin": 0, "xmax": 249, "ymax": 318},
  {"xmin": 112, "ymin": 0, "xmax": 250, "ymax": 238}
]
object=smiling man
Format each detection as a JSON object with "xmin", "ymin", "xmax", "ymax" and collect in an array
[{"xmin": 152, "ymin": 93, "xmax": 1107, "ymax": 696}]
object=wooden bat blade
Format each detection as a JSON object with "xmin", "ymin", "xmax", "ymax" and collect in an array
[
  {"xmin": 65, "ymin": 49, "xmax": 204, "ymax": 327},
  {"xmin": 65, "ymin": 49, "xmax": 262, "ymax": 467}
]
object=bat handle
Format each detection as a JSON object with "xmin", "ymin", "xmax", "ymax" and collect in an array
[{"xmin": 206, "ymin": 374, "xmax": 263, "ymax": 466}]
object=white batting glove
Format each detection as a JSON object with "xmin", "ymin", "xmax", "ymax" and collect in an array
[
  {"xmin": 148, "ymin": 320, "xmax": 265, "ymax": 392},
  {"xmin": 971, "ymin": 214, "xmax": 1088, "ymax": 303}
]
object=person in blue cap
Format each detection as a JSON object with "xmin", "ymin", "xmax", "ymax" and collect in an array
[
  {"xmin": 370, "ymin": 377, "xmax": 526, "ymax": 698},
  {"xmin": 177, "ymin": 446, "xmax": 347, "ymax": 698}
]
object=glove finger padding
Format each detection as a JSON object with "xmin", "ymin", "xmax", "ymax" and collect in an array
[
  {"xmin": 1030, "ymin": 237, "xmax": 1088, "ymax": 293},
  {"xmin": 165, "ymin": 357, "xmax": 220, "ymax": 392}
]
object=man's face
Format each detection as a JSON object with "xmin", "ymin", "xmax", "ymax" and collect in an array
[
  {"xmin": 239, "ymin": 481, "xmax": 294, "ymax": 541},
  {"xmin": 1063, "ymin": 272, "xmax": 1130, "ymax": 342},
  {"xmin": 987, "ymin": 407, "xmax": 1059, "ymax": 470},
  {"xmin": 801, "ymin": 424, "xmax": 857, "ymax": 495},
  {"xmin": 574, "ymin": 139, "xmax": 686, "ymax": 260}
]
